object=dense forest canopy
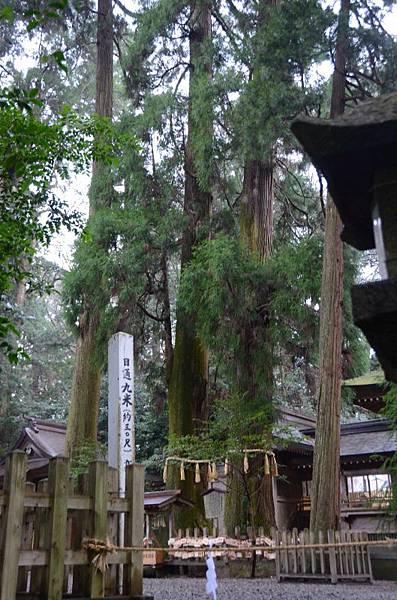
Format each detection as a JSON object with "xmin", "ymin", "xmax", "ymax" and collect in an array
[{"xmin": 0, "ymin": 1, "xmax": 396, "ymax": 530}]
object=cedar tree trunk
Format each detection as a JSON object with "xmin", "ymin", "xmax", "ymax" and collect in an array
[
  {"xmin": 310, "ymin": 0, "xmax": 350, "ymax": 533},
  {"xmin": 66, "ymin": 0, "xmax": 113, "ymax": 456},
  {"xmin": 167, "ymin": 0, "xmax": 212, "ymax": 526},
  {"xmin": 225, "ymin": 0, "xmax": 277, "ymax": 538},
  {"xmin": 225, "ymin": 160, "xmax": 275, "ymax": 535}
]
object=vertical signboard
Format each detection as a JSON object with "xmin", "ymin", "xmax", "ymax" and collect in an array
[{"xmin": 108, "ymin": 332, "xmax": 135, "ymax": 494}]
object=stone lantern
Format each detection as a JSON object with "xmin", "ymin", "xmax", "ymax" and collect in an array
[{"xmin": 291, "ymin": 92, "xmax": 397, "ymax": 383}]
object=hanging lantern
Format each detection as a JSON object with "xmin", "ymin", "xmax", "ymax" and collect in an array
[
  {"xmin": 195, "ymin": 462, "xmax": 201, "ymax": 483},
  {"xmin": 180, "ymin": 461, "xmax": 186, "ymax": 481},
  {"xmin": 264, "ymin": 453, "xmax": 270, "ymax": 476},
  {"xmin": 163, "ymin": 460, "xmax": 168, "ymax": 483},
  {"xmin": 244, "ymin": 452, "xmax": 249, "ymax": 474}
]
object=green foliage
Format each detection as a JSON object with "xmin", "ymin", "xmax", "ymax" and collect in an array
[
  {"xmin": 179, "ymin": 234, "xmax": 273, "ymax": 383},
  {"xmin": 271, "ymin": 235, "xmax": 322, "ymax": 347},
  {"xmin": 70, "ymin": 438, "xmax": 107, "ymax": 479},
  {"xmin": 0, "ymin": 259, "xmax": 75, "ymax": 454},
  {"xmin": 0, "ymin": 97, "xmax": 126, "ymax": 362},
  {"xmin": 122, "ymin": 0, "xmax": 188, "ymax": 101},
  {"xmin": 348, "ymin": 1, "xmax": 397, "ymax": 95},
  {"xmin": 168, "ymin": 391, "xmax": 275, "ymax": 461},
  {"xmin": 24, "ymin": 1, "xmax": 70, "ymax": 32},
  {"xmin": 226, "ymin": 0, "xmax": 334, "ymax": 161},
  {"xmin": 134, "ymin": 375, "xmax": 168, "ymax": 476},
  {"xmin": 63, "ymin": 158, "xmax": 183, "ymax": 365}
]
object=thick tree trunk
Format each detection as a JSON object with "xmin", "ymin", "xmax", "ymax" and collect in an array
[
  {"xmin": 66, "ymin": 314, "xmax": 102, "ymax": 455},
  {"xmin": 167, "ymin": 0, "xmax": 212, "ymax": 524},
  {"xmin": 240, "ymin": 160, "xmax": 273, "ymax": 261},
  {"xmin": 225, "ymin": 160, "xmax": 275, "ymax": 534},
  {"xmin": 310, "ymin": 0, "xmax": 350, "ymax": 533},
  {"xmin": 160, "ymin": 252, "xmax": 174, "ymax": 386},
  {"xmin": 66, "ymin": 0, "xmax": 113, "ymax": 457},
  {"xmin": 224, "ymin": 0, "xmax": 277, "ymax": 537}
]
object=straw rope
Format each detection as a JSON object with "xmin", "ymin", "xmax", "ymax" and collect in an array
[
  {"xmin": 82, "ymin": 537, "xmax": 116, "ymax": 573},
  {"xmin": 82, "ymin": 536, "xmax": 397, "ymax": 557}
]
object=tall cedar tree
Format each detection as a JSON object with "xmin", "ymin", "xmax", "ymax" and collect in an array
[
  {"xmin": 225, "ymin": 0, "xmax": 277, "ymax": 535},
  {"xmin": 167, "ymin": 0, "xmax": 212, "ymax": 525},
  {"xmin": 66, "ymin": 0, "xmax": 113, "ymax": 456},
  {"xmin": 309, "ymin": 0, "xmax": 350, "ymax": 532}
]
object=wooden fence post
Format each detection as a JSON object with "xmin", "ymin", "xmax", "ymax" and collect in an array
[
  {"xmin": 17, "ymin": 481, "xmax": 36, "ymax": 593},
  {"xmin": 0, "ymin": 451, "xmax": 27, "ymax": 600},
  {"xmin": 125, "ymin": 463, "xmax": 144, "ymax": 598},
  {"xmin": 272, "ymin": 529, "xmax": 281, "ymax": 582},
  {"xmin": 47, "ymin": 456, "xmax": 69, "ymax": 600},
  {"xmin": 327, "ymin": 529, "xmax": 337, "ymax": 583},
  {"xmin": 362, "ymin": 531, "xmax": 373, "ymax": 582},
  {"xmin": 106, "ymin": 467, "xmax": 119, "ymax": 596},
  {"xmin": 88, "ymin": 460, "xmax": 108, "ymax": 598},
  {"xmin": 72, "ymin": 472, "xmax": 89, "ymax": 595},
  {"xmin": 30, "ymin": 479, "xmax": 49, "ymax": 595}
]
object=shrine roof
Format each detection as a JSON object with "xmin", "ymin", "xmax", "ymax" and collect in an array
[
  {"xmin": 340, "ymin": 426, "xmax": 397, "ymax": 457},
  {"xmin": 343, "ymin": 371, "xmax": 385, "ymax": 388},
  {"xmin": 278, "ymin": 407, "xmax": 316, "ymax": 431},
  {"xmin": 144, "ymin": 489, "xmax": 194, "ymax": 510},
  {"xmin": 302, "ymin": 418, "xmax": 397, "ymax": 457},
  {"xmin": 11, "ymin": 419, "xmax": 66, "ymax": 458}
]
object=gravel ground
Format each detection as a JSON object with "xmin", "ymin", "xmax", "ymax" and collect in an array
[{"xmin": 143, "ymin": 577, "xmax": 397, "ymax": 600}]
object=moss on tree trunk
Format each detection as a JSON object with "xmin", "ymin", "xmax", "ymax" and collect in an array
[
  {"xmin": 66, "ymin": 0, "xmax": 113, "ymax": 457},
  {"xmin": 225, "ymin": 158, "xmax": 275, "ymax": 534},
  {"xmin": 167, "ymin": 1, "xmax": 212, "ymax": 525},
  {"xmin": 66, "ymin": 313, "xmax": 102, "ymax": 455}
]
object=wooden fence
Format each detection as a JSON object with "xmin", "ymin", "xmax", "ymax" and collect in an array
[
  {"xmin": 0, "ymin": 451, "xmax": 148, "ymax": 600},
  {"xmin": 274, "ymin": 528, "xmax": 373, "ymax": 583}
]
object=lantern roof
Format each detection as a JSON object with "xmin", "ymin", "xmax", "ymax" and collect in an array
[{"xmin": 291, "ymin": 92, "xmax": 397, "ymax": 250}]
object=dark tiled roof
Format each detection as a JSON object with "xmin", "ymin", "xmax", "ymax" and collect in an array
[
  {"xmin": 278, "ymin": 408, "xmax": 316, "ymax": 431},
  {"xmin": 340, "ymin": 428, "xmax": 397, "ymax": 457},
  {"xmin": 11, "ymin": 419, "xmax": 66, "ymax": 458},
  {"xmin": 301, "ymin": 419, "xmax": 397, "ymax": 457},
  {"xmin": 144, "ymin": 490, "xmax": 194, "ymax": 510}
]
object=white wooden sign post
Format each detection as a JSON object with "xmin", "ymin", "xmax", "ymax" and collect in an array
[{"xmin": 108, "ymin": 332, "xmax": 135, "ymax": 495}]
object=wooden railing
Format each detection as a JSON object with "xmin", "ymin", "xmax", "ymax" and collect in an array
[
  {"xmin": 344, "ymin": 491, "xmax": 393, "ymax": 509},
  {"xmin": 274, "ymin": 528, "xmax": 373, "ymax": 583},
  {"xmin": 0, "ymin": 451, "xmax": 147, "ymax": 600},
  {"xmin": 297, "ymin": 491, "xmax": 393, "ymax": 513}
]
